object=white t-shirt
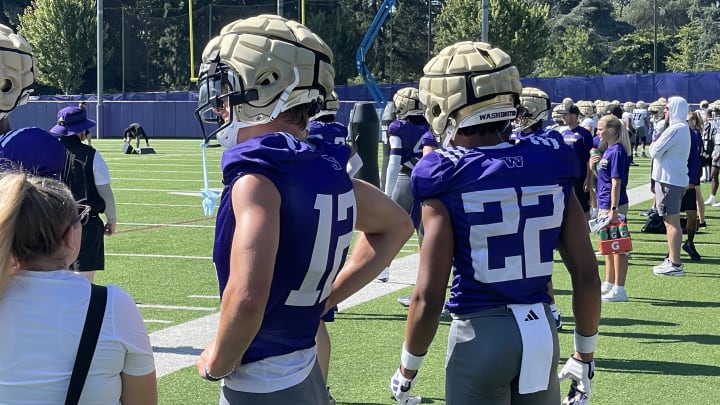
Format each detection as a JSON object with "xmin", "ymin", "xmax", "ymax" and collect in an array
[
  {"xmin": 0, "ymin": 271, "xmax": 155, "ymax": 404},
  {"xmin": 93, "ymin": 151, "xmax": 111, "ymax": 186}
]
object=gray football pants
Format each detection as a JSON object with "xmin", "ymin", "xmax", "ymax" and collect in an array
[{"xmin": 445, "ymin": 305, "xmax": 560, "ymax": 405}]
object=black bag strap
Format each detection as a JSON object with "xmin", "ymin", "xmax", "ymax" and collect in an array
[{"xmin": 64, "ymin": 284, "xmax": 108, "ymax": 405}]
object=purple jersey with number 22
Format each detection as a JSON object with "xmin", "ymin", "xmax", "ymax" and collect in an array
[{"xmin": 411, "ymin": 136, "xmax": 579, "ymax": 314}]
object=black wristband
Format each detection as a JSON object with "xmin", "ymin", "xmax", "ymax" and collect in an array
[
  {"xmin": 204, "ymin": 366, "xmax": 233, "ymax": 382},
  {"xmin": 611, "ymin": 206, "xmax": 617, "ymax": 211}
]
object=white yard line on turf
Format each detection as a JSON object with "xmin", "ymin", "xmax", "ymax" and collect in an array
[
  {"xmin": 150, "ymin": 184, "xmax": 654, "ymax": 379},
  {"xmin": 106, "ymin": 253, "xmax": 212, "ymax": 260}
]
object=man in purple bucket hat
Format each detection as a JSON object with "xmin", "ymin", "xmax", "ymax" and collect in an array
[{"xmin": 50, "ymin": 106, "xmax": 117, "ymax": 283}]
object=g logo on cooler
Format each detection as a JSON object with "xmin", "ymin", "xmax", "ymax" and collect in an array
[{"xmin": 611, "ymin": 241, "xmax": 620, "ymax": 251}]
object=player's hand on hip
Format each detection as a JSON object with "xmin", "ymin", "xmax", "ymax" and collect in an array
[{"xmin": 558, "ymin": 356, "xmax": 595, "ymax": 405}]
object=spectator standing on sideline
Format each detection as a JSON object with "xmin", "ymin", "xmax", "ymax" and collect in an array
[
  {"xmin": 0, "ymin": 173, "xmax": 156, "ymax": 404},
  {"xmin": 639, "ymin": 99, "xmax": 669, "ymax": 216},
  {"xmin": 650, "ymin": 97, "xmax": 691, "ymax": 276},
  {"xmin": 681, "ymin": 112, "xmax": 703, "ymax": 261},
  {"xmin": 50, "ymin": 107, "xmax": 117, "ymax": 283},
  {"xmin": 703, "ymin": 102, "xmax": 720, "ymax": 205},
  {"xmin": 78, "ymin": 101, "xmax": 92, "ymax": 145},
  {"xmin": 590, "ymin": 115, "xmax": 631, "ymax": 302},
  {"xmin": 193, "ymin": 14, "xmax": 412, "ymax": 404},
  {"xmin": 123, "ymin": 122, "xmax": 151, "ymax": 150},
  {"xmin": 390, "ymin": 41, "xmax": 600, "ymax": 405},
  {"xmin": 560, "ymin": 102, "xmax": 594, "ymax": 221},
  {"xmin": 700, "ymin": 104, "xmax": 716, "ymax": 184},
  {"xmin": 378, "ymin": 87, "xmax": 431, "ymax": 282}
]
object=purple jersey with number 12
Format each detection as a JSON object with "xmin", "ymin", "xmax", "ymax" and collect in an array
[
  {"xmin": 214, "ymin": 132, "xmax": 356, "ymax": 364},
  {"xmin": 411, "ymin": 136, "xmax": 579, "ymax": 314}
]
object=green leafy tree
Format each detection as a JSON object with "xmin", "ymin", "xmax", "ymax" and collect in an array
[
  {"xmin": 433, "ymin": 0, "xmax": 550, "ymax": 76},
  {"xmin": 705, "ymin": 43, "xmax": 720, "ymax": 70},
  {"xmin": 18, "ymin": 0, "xmax": 100, "ymax": 94},
  {"xmin": 604, "ymin": 27, "xmax": 672, "ymax": 73},
  {"xmin": 1, "ymin": 0, "xmax": 31, "ymax": 26},
  {"xmin": 537, "ymin": 26, "xmax": 603, "ymax": 76},
  {"xmin": 623, "ymin": 0, "xmax": 692, "ymax": 32},
  {"xmin": 665, "ymin": 21, "xmax": 703, "ymax": 72},
  {"xmin": 550, "ymin": 0, "xmax": 634, "ymax": 67},
  {"xmin": 305, "ymin": 3, "xmax": 361, "ymax": 84}
]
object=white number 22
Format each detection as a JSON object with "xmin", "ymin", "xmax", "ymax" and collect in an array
[
  {"xmin": 285, "ymin": 191, "xmax": 355, "ymax": 306},
  {"xmin": 463, "ymin": 186, "xmax": 565, "ymax": 283}
]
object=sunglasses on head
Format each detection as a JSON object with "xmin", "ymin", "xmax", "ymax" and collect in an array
[
  {"xmin": 75, "ymin": 204, "xmax": 91, "ymax": 226},
  {"xmin": 62, "ymin": 204, "xmax": 91, "ymax": 238}
]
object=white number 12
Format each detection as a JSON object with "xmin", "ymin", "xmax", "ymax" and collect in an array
[{"xmin": 285, "ymin": 191, "xmax": 355, "ymax": 306}]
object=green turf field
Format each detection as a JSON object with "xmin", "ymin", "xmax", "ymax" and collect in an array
[{"xmin": 93, "ymin": 139, "xmax": 720, "ymax": 404}]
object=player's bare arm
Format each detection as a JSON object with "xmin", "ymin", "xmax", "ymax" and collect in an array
[
  {"xmin": 402, "ymin": 198, "xmax": 454, "ymax": 377},
  {"xmin": 557, "ymin": 193, "xmax": 601, "ymax": 361},
  {"xmin": 326, "ymin": 179, "xmax": 413, "ymax": 310},
  {"xmin": 198, "ymin": 174, "xmax": 280, "ymax": 378}
]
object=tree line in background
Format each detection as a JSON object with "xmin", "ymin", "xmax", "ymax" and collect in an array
[{"xmin": 1, "ymin": 0, "xmax": 719, "ymax": 95}]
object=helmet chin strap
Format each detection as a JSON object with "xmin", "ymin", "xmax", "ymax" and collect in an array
[
  {"xmin": 443, "ymin": 118, "xmax": 457, "ymax": 148},
  {"xmin": 268, "ymin": 67, "xmax": 300, "ymax": 121}
]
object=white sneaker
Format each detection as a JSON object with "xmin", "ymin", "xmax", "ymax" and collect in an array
[
  {"xmin": 602, "ymin": 287, "xmax": 628, "ymax": 302},
  {"xmin": 376, "ymin": 268, "xmax": 390, "ymax": 282},
  {"xmin": 713, "ymin": 201, "xmax": 720, "ymax": 207},
  {"xmin": 601, "ymin": 281, "xmax": 614, "ymax": 295},
  {"xmin": 705, "ymin": 195, "xmax": 716, "ymax": 205},
  {"xmin": 653, "ymin": 260, "xmax": 685, "ymax": 276}
]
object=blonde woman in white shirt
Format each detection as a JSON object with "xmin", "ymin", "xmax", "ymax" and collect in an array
[{"xmin": 0, "ymin": 172, "xmax": 157, "ymax": 404}]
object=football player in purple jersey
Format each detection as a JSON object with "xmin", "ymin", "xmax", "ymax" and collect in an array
[
  {"xmin": 193, "ymin": 15, "xmax": 413, "ymax": 404},
  {"xmin": 390, "ymin": 41, "xmax": 600, "ymax": 405},
  {"xmin": 307, "ymin": 91, "xmax": 363, "ymax": 178},
  {"xmin": 378, "ymin": 87, "xmax": 431, "ymax": 282},
  {"xmin": 511, "ymin": 87, "xmax": 564, "ymax": 146}
]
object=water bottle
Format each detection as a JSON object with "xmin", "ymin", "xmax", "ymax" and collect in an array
[
  {"xmin": 609, "ymin": 224, "xmax": 619, "ymax": 239},
  {"xmin": 598, "ymin": 228, "xmax": 609, "ymax": 241},
  {"xmin": 618, "ymin": 221, "xmax": 629, "ymax": 238},
  {"xmin": 590, "ymin": 148, "xmax": 601, "ymax": 172}
]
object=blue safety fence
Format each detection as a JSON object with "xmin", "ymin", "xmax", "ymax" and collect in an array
[{"xmin": 8, "ymin": 71, "xmax": 720, "ymax": 139}]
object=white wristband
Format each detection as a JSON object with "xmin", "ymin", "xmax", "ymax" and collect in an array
[
  {"xmin": 574, "ymin": 331, "xmax": 599, "ymax": 354},
  {"xmin": 401, "ymin": 343, "xmax": 426, "ymax": 370}
]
